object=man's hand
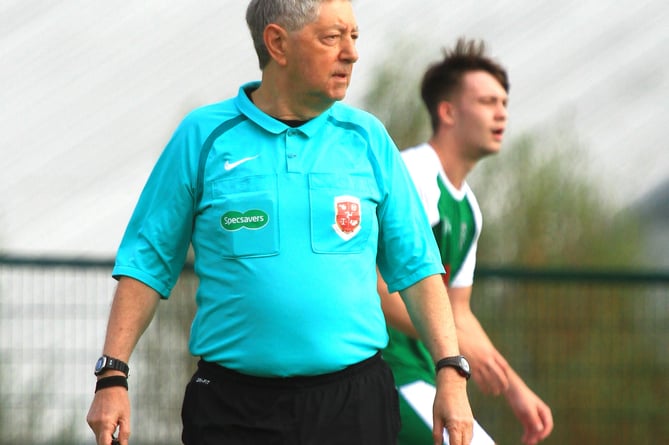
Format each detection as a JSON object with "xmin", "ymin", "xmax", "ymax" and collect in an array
[
  {"xmin": 505, "ymin": 373, "xmax": 553, "ymax": 445},
  {"xmin": 86, "ymin": 387, "xmax": 131, "ymax": 445},
  {"xmin": 433, "ymin": 368, "xmax": 473, "ymax": 445},
  {"xmin": 397, "ymin": 275, "xmax": 473, "ymax": 444}
]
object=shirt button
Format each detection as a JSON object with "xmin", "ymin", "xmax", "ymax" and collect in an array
[{"xmin": 287, "ymin": 153, "xmax": 297, "ymax": 158}]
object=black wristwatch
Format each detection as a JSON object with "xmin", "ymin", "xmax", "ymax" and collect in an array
[
  {"xmin": 94, "ymin": 355, "xmax": 130, "ymax": 377},
  {"xmin": 435, "ymin": 355, "xmax": 471, "ymax": 380}
]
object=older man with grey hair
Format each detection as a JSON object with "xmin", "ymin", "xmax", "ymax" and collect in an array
[{"xmin": 86, "ymin": 2, "xmax": 473, "ymax": 444}]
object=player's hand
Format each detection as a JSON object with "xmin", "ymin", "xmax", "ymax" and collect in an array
[
  {"xmin": 457, "ymin": 328, "xmax": 509, "ymax": 396},
  {"xmin": 433, "ymin": 368, "xmax": 473, "ymax": 445},
  {"xmin": 469, "ymin": 346, "xmax": 510, "ymax": 396},
  {"xmin": 505, "ymin": 381, "xmax": 553, "ymax": 445},
  {"xmin": 86, "ymin": 387, "xmax": 131, "ymax": 445}
]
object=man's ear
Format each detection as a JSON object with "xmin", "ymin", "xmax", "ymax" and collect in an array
[
  {"xmin": 437, "ymin": 100, "xmax": 456, "ymax": 127},
  {"xmin": 264, "ymin": 23, "xmax": 289, "ymax": 67}
]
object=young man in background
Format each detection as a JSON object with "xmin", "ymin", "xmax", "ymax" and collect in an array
[{"xmin": 380, "ymin": 38, "xmax": 553, "ymax": 445}]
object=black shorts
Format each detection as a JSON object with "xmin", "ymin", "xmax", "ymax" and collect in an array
[{"xmin": 181, "ymin": 352, "xmax": 400, "ymax": 445}]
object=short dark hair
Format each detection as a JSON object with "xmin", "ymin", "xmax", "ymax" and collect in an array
[{"xmin": 421, "ymin": 38, "xmax": 509, "ymax": 132}]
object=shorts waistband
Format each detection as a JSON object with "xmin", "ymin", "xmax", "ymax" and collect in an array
[{"xmin": 197, "ymin": 352, "xmax": 382, "ymax": 389}]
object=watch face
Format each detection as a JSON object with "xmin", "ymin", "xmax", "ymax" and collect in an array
[
  {"xmin": 460, "ymin": 357, "xmax": 471, "ymax": 373},
  {"xmin": 95, "ymin": 356, "xmax": 106, "ymax": 373}
]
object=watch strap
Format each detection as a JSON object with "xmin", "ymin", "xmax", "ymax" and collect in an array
[{"xmin": 435, "ymin": 355, "xmax": 471, "ymax": 379}]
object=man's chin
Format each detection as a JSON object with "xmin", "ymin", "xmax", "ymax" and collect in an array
[
  {"xmin": 479, "ymin": 146, "xmax": 501, "ymax": 158},
  {"xmin": 330, "ymin": 88, "xmax": 349, "ymax": 102}
]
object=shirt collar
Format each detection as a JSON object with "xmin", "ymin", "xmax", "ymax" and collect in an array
[{"xmin": 235, "ymin": 81, "xmax": 333, "ymax": 138}]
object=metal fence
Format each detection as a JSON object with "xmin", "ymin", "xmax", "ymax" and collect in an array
[{"xmin": 1, "ymin": 256, "xmax": 668, "ymax": 444}]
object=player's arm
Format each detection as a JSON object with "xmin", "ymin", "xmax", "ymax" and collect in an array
[
  {"xmin": 399, "ymin": 274, "xmax": 473, "ymax": 445},
  {"xmin": 450, "ymin": 286, "xmax": 553, "ymax": 443},
  {"xmin": 87, "ymin": 276, "xmax": 161, "ymax": 445},
  {"xmin": 448, "ymin": 285, "xmax": 511, "ymax": 395},
  {"xmin": 376, "ymin": 268, "xmax": 419, "ymax": 338}
]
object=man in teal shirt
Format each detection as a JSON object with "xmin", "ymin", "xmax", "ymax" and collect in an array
[{"xmin": 87, "ymin": 2, "xmax": 473, "ymax": 445}]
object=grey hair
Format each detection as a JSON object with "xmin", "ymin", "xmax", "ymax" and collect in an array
[{"xmin": 246, "ymin": 0, "xmax": 326, "ymax": 69}]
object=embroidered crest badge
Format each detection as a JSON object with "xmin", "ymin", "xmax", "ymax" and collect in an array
[{"xmin": 333, "ymin": 195, "xmax": 361, "ymax": 240}]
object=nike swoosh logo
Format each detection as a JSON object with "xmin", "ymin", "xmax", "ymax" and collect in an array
[{"xmin": 224, "ymin": 155, "xmax": 259, "ymax": 171}]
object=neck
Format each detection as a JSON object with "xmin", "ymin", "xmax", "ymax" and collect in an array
[
  {"xmin": 427, "ymin": 134, "xmax": 477, "ymax": 190},
  {"xmin": 252, "ymin": 70, "xmax": 333, "ymax": 120}
]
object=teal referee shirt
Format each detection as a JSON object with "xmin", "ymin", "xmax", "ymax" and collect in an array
[{"xmin": 113, "ymin": 82, "xmax": 444, "ymax": 377}]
